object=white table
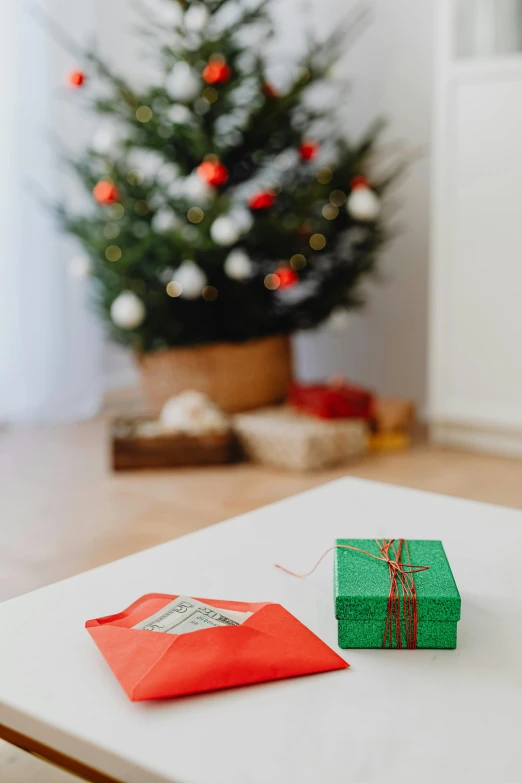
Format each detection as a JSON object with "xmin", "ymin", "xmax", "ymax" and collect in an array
[{"xmin": 0, "ymin": 478, "xmax": 521, "ymax": 783}]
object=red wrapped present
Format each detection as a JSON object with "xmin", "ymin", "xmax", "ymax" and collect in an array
[{"xmin": 288, "ymin": 379, "xmax": 375, "ymax": 420}]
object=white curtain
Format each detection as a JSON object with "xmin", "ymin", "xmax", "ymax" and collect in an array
[{"xmin": 0, "ymin": 0, "xmax": 103, "ymax": 423}]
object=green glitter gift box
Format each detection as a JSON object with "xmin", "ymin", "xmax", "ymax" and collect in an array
[{"xmin": 334, "ymin": 539, "xmax": 461, "ymax": 649}]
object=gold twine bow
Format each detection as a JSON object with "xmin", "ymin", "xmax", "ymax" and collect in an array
[{"xmin": 275, "ymin": 539, "xmax": 429, "ymax": 649}]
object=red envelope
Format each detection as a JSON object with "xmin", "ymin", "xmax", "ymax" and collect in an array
[{"xmin": 86, "ymin": 594, "xmax": 348, "ymax": 701}]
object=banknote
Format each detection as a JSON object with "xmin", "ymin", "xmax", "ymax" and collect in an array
[{"xmin": 132, "ymin": 596, "xmax": 252, "ymax": 636}]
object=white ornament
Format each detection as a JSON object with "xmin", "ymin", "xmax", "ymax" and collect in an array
[
  {"xmin": 215, "ymin": 114, "xmax": 236, "ymax": 135},
  {"xmin": 184, "ymin": 3, "xmax": 209, "ymax": 31},
  {"xmin": 210, "ymin": 216, "xmax": 240, "ymax": 246},
  {"xmin": 166, "ymin": 178, "xmax": 184, "ymax": 199},
  {"xmin": 110, "ymin": 291, "xmax": 145, "ymax": 330},
  {"xmin": 158, "ymin": 162, "xmax": 179, "ymax": 184},
  {"xmin": 327, "ymin": 308, "xmax": 351, "ymax": 332},
  {"xmin": 168, "ymin": 104, "xmax": 192, "ymax": 124},
  {"xmin": 152, "ymin": 208, "xmax": 179, "ymax": 233},
  {"xmin": 173, "ymin": 260, "xmax": 207, "ymax": 299},
  {"xmin": 274, "ymin": 149, "xmax": 298, "ymax": 171},
  {"xmin": 92, "ymin": 125, "xmax": 122, "ymax": 155},
  {"xmin": 229, "ymin": 206, "xmax": 253, "ymax": 234},
  {"xmin": 184, "ymin": 173, "xmax": 213, "ymax": 204},
  {"xmin": 166, "ymin": 61, "xmax": 200, "ymax": 102},
  {"xmin": 127, "ymin": 149, "xmax": 164, "ymax": 179},
  {"xmin": 224, "ymin": 249, "xmax": 253, "ymax": 280},
  {"xmin": 69, "ymin": 255, "xmax": 91, "ymax": 279},
  {"xmin": 346, "ymin": 186, "xmax": 381, "ymax": 222}
]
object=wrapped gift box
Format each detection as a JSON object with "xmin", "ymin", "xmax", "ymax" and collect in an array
[
  {"xmin": 374, "ymin": 397, "xmax": 416, "ymax": 433},
  {"xmin": 233, "ymin": 407, "xmax": 368, "ymax": 472},
  {"xmin": 334, "ymin": 539, "xmax": 461, "ymax": 649},
  {"xmin": 287, "ymin": 381, "xmax": 374, "ymax": 420},
  {"xmin": 368, "ymin": 431, "xmax": 411, "ymax": 453}
]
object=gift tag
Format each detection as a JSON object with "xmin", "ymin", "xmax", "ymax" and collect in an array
[{"xmin": 132, "ymin": 596, "xmax": 252, "ymax": 636}]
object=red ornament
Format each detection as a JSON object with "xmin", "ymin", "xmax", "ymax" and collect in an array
[
  {"xmin": 275, "ymin": 266, "xmax": 298, "ymax": 288},
  {"xmin": 93, "ymin": 181, "xmax": 120, "ymax": 205},
  {"xmin": 197, "ymin": 160, "xmax": 229, "ymax": 187},
  {"xmin": 248, "ymin": 191, "xmax": 276, "ymax": 210},
  {"xmin": 263, "ymin": 82, "xmax": 278, "ymax": 98},
  {"xmin": 299, "ymin": 140, "xmax": 319, "ymax": 161},
  {"xmin": 68, "ymin": 70, "xmax": 86, "ymax": 88},
  {"xmin": 351, "ymin": 175, "xmax": 369, "ymax": 190},
  {"xmin": 202, "ymin": 60, "xmax": 232, "ymax": 85}
]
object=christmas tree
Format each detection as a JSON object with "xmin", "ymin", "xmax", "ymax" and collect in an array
[{"xmin": 60, "ymin": 0, "xmax": 396, "ymax": 353}]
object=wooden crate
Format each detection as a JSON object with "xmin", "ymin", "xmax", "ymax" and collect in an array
[{"xmin": 111, "ymin": 418, "xmax": 234, "ymax": 471}]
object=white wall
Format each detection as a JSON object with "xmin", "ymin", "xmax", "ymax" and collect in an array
[
  {"xmin": 293, "ymin": 0, "xmax": 435, "ymax": 412},
  {"xmin": 95, "ymin": 0, "xmax": 435, "ymax": 410}
]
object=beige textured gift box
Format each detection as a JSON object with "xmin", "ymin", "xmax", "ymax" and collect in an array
[{"xmin": 233, "ymin": 407, "xmax": 369, "ymax": 472}]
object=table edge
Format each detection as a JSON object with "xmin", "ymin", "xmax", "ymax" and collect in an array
[{"xmin": 0, "ymin": 721, "xmax": 123, "ymax": 783}]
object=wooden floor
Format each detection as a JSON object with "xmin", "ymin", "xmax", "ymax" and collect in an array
[
  {"xmin": 1, "ymin": 409, "xmax": 522, "ymax": 782},
  {"xmin": 1, "ymin": 411, "xmax": 522, "ymax": 603}
]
